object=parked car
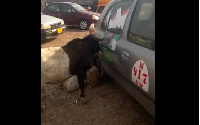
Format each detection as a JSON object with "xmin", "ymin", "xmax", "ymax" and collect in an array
[
  {"xmin": 41, "ymin": 12, "xmax": 66, "ymax": 40},
  {"xmin": 95, "ymin": 0, "xmax": 155, "ymax": 117},
  {"xmin": 42, "ymin": 2, "xmax": 100, "ymax": 30}
]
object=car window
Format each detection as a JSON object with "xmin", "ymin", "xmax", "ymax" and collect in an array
[
  {"xmin": 127, "ymin": 0, "xmax": 155, "ymax": 51},
  {"xmin": 47, "ymin": 4, "xmax": 59, "ymax": 11},
  {"xmin": 101, "ymin": 1, "xmax": 132, "ymax": 35},
  {"xmin": 71, "ymin": 4, "xmax": 86, "ymax": 11},
  {"xmin": 60, "ymin": 4, "xmax": 75, "ymax": 13}
]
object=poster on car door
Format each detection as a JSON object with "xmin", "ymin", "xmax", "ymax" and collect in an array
[{"xmin": 132, "ymin": 60, "xmax": 149, "ymax": 92}]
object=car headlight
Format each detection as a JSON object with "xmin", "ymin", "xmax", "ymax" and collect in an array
[
  {"xmin": 92, "ymin": 15, "xmax": 99, "ymax": 20},
  {"xmin": 60, "ymin": 20, "xmax": 64, "ymax": 25},
  {"xmin": 41, "ymin": 23, "xmax": 51, "ymax": 29}
]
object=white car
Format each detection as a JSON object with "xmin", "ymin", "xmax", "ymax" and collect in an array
[{"xmin": 41, "ymin": 12, "xmax": 66, "ymax": 40}]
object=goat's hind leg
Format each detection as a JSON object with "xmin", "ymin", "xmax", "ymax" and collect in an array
[
  {"xmin": 77, "ymin": 70, "xmax": 88, "ymax": 104},
  {"xmin": 77, "ymin": 70, "xmax": 85, "ymax": 97}
]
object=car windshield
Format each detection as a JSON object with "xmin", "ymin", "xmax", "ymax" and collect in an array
[{"xmin": 71, "ymin": 4, "xmax": 86, "ymax": 11}]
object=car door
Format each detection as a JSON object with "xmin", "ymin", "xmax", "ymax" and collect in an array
[
  {"xmin": 98, "ymin": 0, "xmax": 132, "ymax": 69},
  {"xmin": 59, "ymin": 4, "xmax": 79, "ymax": 25},
  {"xmin": 43, "ymin": 3, "xmax": 60, "ymax": 18},
  {"xmin": 116, "ymin": 0, "xmax": 155, "ymax": 100}
]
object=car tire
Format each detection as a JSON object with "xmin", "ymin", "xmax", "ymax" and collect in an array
[{"xmin": 79, "ymin": 19, "xmax": 89, "ymax": 30}]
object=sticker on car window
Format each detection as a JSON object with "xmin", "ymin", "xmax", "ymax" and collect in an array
[
  {"xmin": 111, "ymin": 39, "xmax": 116, "ymax": 51},
  {"xmin": 101, "ymin": 32, "xmax": 120, "ymax": 51},
  {"xmin": 132, "ymin": 60, "xmax": 149, "ymax": 92}
]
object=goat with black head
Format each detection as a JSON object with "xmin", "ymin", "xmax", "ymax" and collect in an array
[{"xmin": 41, "ymin": 24, "xmax": 102, "ymax": 103}]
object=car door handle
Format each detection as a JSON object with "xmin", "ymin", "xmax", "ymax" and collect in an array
[{"xmin": 122, "ymin": 51, "xmax": 129, "ymax": 61}]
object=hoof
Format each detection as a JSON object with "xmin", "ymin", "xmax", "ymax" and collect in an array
[
  {"xmin": 80, "ymin": 97, "xmax": 88, "ymax": 105},
  {"xmin": 74, "ymin": 97, "xmax": 88, "ymax": 105}
]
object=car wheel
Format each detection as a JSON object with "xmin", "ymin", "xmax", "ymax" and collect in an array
[{"xmin": 79, "ymin": 20, "xmax": 89, "ymax": 30}]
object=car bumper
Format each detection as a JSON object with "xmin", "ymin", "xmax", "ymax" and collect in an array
[{"xmin": 41, "ymin": 25, "xmax": 66, "ymax": 40}]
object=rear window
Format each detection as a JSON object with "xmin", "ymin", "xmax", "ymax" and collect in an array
[
  {"xmin": 71, "ymin": 4, "xmax": 86, "ymax": 11},
  {"xmin": 47, "ymin": 4, "xmax": 59, "ymax": 11}
]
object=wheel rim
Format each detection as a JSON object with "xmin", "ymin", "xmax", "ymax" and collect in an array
[{"xmin": 80, "ymin": 21, "xmax": 87, "ymax": 30}]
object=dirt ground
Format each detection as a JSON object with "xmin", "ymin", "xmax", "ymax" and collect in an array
[{"xmin": 41, "ymin": 27, "xmax": 155, "ymax": 125}]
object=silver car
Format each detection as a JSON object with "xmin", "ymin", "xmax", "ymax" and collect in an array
[
  {"xmin": 95, "ymin": 0, "xmax": 155, "ymax": 116},
  {"xmin": 41, "ymin": 12, "xmax": 66, "ymax": 40}
]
